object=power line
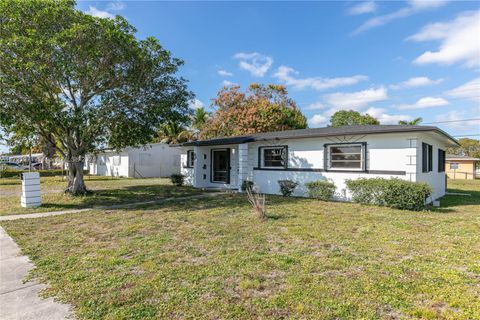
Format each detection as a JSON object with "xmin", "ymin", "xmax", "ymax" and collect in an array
[
  {"xmin": 423, "ymin": 118, "xmax": 480, "ymax": 125},
  {"xmin": 452, "ymin": 134, "xmax": 480, "ymax": 137}
]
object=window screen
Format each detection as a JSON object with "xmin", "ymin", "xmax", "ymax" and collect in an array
[
  {"xmin": 449, "ymin": 162, "xmax": 459, "ymax": 170},
  {"xmin": 328, "ymin": 144, "xmax": 363, "ymax": 170},
  {"xmin": 438, "ymin": 149, "xmax": 445, "ymax": 172},
  {"xmin": 261, "ymin": 147, "xmax": 287, "ymax": 168},
  {"xmin": 422, "ymin": 143, "xmax": 433, "ymax": 172}
]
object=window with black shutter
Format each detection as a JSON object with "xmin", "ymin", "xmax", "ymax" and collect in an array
[
  {"xmin": 438, "ymin": 149, "xmax": 445, "ymax": 172},
  {"xmin": 428, "ymin": 144, "xmax": 433, "ymax": 172},
  {"xmin": 422, "ymin": 142, "xmax": 433, "ymax": 173}
]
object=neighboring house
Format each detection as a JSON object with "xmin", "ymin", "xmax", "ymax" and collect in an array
[
  {"xmin": 89, "ymin": 143, "xmax": 181, "ymax": 178},
  {"xmin": 445, "ymin": 154, "xmax": 480, "ymax": 180},
  {"xmin": 175, "ymin": 125, "xmax": 458, "ymax": 202}
]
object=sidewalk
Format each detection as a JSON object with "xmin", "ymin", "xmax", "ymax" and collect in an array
[{"xmin": 0, "ymin": 227, "xmax": 72, "ymax": 320}]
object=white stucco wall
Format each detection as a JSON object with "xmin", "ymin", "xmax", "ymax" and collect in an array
[
  {"xmin": 180, "ymin": 131, "xmax": 452, "ymax": 202},
  {"xmin": 90, "ymin": 152, "xmax": 129, "ymax": 177},
  {"xmin": 128, "ymin": 143, "xmax": 181, "ymax": 178}
]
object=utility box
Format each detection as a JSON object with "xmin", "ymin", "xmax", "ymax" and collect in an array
[{"xmin": 21, "ymin": 172, "xmax": 41, "ymax": 208}]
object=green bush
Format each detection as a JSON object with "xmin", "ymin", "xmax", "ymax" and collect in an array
[
  {"xmin": 305, "ymin": 180, "xmax": 336, "ymax": 200},
  {"xmin": 0, "ymin": 169, "xmax": 67, "ymax": 178},
  {"xmin": 278, "ymin": 180, "xmax": 298, "ymax": 197},
  {"xmin": 170, "ymin": 174, "xmax": 185, "ymax": 186},
  {"xmin": 0, "ymin": 165, "xmax": 8, "ymax": 178},
  {"xmin": 241, "ymin": 180, "xmax": 254, "ymax": 192},
  {"xmin": 345, "ymin": 178, "xmax": 432, "ymax": 211}
]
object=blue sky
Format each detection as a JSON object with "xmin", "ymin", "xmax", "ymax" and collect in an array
[{"xmin": 1, "ymin": 0, "xmax": 479, "ymax": 153}]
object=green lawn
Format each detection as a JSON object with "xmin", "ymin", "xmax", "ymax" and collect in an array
[
  {"xmin": 1, "ymin": 180, "xmax": 479, "ymax": 319},
  {"xmin": 0, "ymin": 176, "xmax": 204, "ymax": 215}
]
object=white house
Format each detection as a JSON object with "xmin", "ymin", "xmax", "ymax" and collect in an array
[
  {"xmin": 175, "ymin": 125, "xmax": 459, "ymax": 202},
  {"xmin": 89, "ymin": 143, "xmax": 181, "ymax": 178}
]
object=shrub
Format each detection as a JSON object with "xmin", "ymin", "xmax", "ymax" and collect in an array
[
  {"xmin": 246, "ymin": 187, "xmax": 267, "ymax": 221},
  {"xmin": 241, "ymin": 180, "xmax": 254, "ymax": 192},
  {"xmin": 0, "ymin": 165, "xmax": 8, "ymax": 178},
  {"xmin": 170, "ymin": 174, "xmax": 185, "ymax": 186},
  {"xmin": 305, "ymin": 180, "xmax": 336, "ymax": 200},
  {"xmin": 278, "ymin": 180, "xmax": 298, "ymax": 197},
  {"xmin": 345, "ymin": 178, "xmax": 432, "ymax": 211},
  {"xmin": 0, "ymin": 169, "xmax": 67, "ymax": 178}
]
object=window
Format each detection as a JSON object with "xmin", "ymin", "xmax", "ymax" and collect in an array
[
  {"xmin": 260, "ymin": 146, "xmax": 287, "ymax": 168},
  {"xmin": 438, "ymin": 149, "xmax": 445, "ymax": 172},
  {"xmin": 326, "ymin": 143, "xmax": 365, "ymax": 171},
  {"xmin": 186, "ymin": 150, "xmax": 195, "ymax": 168},
  {"xmin": 98, "ymin": 156, "xmax": 106, "ymax": 166},
  {"xmin": 450, "ymin": 162, "xmax": 459, "ymax": 170},
  {"xmin": 422, "ymin": 143, "xmax": 433, "ymax": 173},
  {"xmin": 112, "ymin": 155, "xmax": 121, "ymax": 166}
]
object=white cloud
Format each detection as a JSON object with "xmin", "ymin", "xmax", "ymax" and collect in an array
[
  {"xmin": 305, "ymin": 102, "xmax": 326, "ymax": 110},
  {"xmin": 106, "ymin": 1, "xmax": 125, "ymax": 11},
  {"xmin": 408, "ymin": 11, "xmax": 480, "ymax": 68},
  {"xmin": 189, "ymin": 99, "xmax": 204, "ymax": 110},
  {"xmin": 353, "ymin": 0, "xmax": 449, "ymax": 34},
  {"xmin": 397, "ymin": 97, "xmax": 449, "ymax": 110},
  {"xmin": 273, "ymin": 66, "xmax": 368, "ymax": 91},
  {"xmin": 308, "ymin": 114, "xmax": 329, "ymax": 127},
  {"xmin": 434, "ymin": 109, "xmax": 480, "ymax": 131},
  {"xmin": 218, "ymin": 69, "xmax": 233, "ymax": 77},
  {"xmin": 348, "ymin": 1, "xmax": 376, "ymax": 15},
  {"xmin": 324, "ymin": 87, "xmax": 389, "ymax": 110},
  {"xmin": 85, "ymin": 6, "xmax": 114, "ymax": 19},
  {"xmin": 233, "ymin": 52, "xmax": 273, "ymax": 77},
  {"xmin": 221, "ymin": 80, "xmax": 237, "ymax": 87},
  {"xmin": 445, "ymin": 78, "xmax": 480, "ymax": 102},
  {"xmin": 364, "ymin": 107, "xmax": 412, "ymax": 124},
  {"xmin": 390, "ymin": 76, "xmax": 444, "ymax": 89}
]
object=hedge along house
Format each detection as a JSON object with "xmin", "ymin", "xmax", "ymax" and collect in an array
[
  {"xmin": 88, "ymin": 143, "xmax": 181, "ymax": 178},
  {"xmin": 175, "ymin": 125, "xmax": 459, "ymax": 202}
]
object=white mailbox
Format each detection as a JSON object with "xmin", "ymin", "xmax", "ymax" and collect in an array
[{"xmin": 21, "ymin": 172, "xmax": 41, "ymax": 208}]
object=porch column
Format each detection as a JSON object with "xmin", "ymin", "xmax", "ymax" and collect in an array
[{"xmin": 238, "ymin": 143, "xmax": 249, "ymax": 191}]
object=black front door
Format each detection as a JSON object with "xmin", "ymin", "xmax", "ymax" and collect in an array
[{"xmin": 211, "ymin": 149, "xmax": 230, "ymax": 183}]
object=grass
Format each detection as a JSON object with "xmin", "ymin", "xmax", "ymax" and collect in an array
[
  {"xmin": 0, "ymin": 176, "xmax": 205, "ymax": 215},
  {"xmin": 1, "ymin": 179, "xmax": 479, "ymax": 319}
]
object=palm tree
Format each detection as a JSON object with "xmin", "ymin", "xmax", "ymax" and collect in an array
[
  {"xmin": 399, "ymin": 117, "xmax": 423, "ymax": 125},
  {"xmin": 191, "ymin": 107, "xmax": 209, "ymax": 131}
]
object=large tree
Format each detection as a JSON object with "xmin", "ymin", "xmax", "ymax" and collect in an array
[
  {"xmin": 0, "ymin": 0, "xmax": 192, "ymax": 194},
  {"xmin": 200, "ymin": 84, "xmax": 307, "ymax": 139},
  {"xmin": 329, "ymin": 110, "xmax": 380, "ymax": 127},
  {"xmin": 447, "ymin": 138, "xmax": 480, "ymax": 158}
]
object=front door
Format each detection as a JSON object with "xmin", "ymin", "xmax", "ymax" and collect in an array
[{"xmin": 211, "ymin": 149, "xmax": 230, "ymax": 183}]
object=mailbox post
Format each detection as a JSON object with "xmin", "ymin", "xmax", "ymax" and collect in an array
[{"xmin": 21, "ymin": 172, "xmax": 41, "ymax": 208}]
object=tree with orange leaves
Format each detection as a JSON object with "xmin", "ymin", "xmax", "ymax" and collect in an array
[{"xmin": 200, "ymin": 84, "xmax": 307, "ymax": 139}]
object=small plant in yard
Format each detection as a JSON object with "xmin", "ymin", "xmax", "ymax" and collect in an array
[
  {"xmin": 346, "ymin": 178, "xmax": 432, "ymax": 211},
  {"xmin": 170, "ymin": 174, "xmax": 185, "ymax": 186},
  {"xmin": 0, "ymin": 165, "xmax": 8, "ymax": 178},
  {"xmin": 241, "ymin": 180, "xmax": 254, "ymax": 192},
  {"xmin": 305, "ymin": 180, "xmax": 336, "ymax": 200},
  {"xmin": 246, "ymin": 187, "xmax": 267, "ymax": 220},
  {"xmin": 278, "ymin": 180, "xmax": 298, "ymax": 197}
]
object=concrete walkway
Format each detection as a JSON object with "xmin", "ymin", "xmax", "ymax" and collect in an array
[
  {"xmin": 0, "ymin": 192, "xmax": 222, "ymax": 221},
  {"xmin": 0, "ymin": 227, "xmax": 72, "ymax": 320}
]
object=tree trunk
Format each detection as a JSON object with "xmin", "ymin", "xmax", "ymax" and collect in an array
[{"xmin": 66, "ymin": 160, "xmax": 88, "ymax": 195}]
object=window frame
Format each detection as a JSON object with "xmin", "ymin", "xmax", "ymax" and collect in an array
[
  {"xmin": 449, "ymin": 162, "xmax": 459, "ymax": 170},
  {"xmin": 258, "ymin": 145, "xmax": 288, "ymax": 169},
  {"xmin": 324, "ymin": 142, "xmax": 367, "ymax": 172},
  {"xmin": 186, "ymin": 150, "xmax": 195, "ymax": 168},
  {"xmin": 438, "ymin": 149, "xmax": 445, "ymax": 172},
  {"xmin": 422, "ymin": 142, "xmax": 433, "ymax": 173}
]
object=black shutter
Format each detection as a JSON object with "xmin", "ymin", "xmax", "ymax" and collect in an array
[
  {"xmin": 422, "ymin": 143, "xmax": 428, "ymax": 173},
  {"xmin": 438, "ymin": 149, "xmax": 445, "ymax": 172},
  {"xmin": 428, "ymin": 144, "xmax": 433, "ymax": 172}
]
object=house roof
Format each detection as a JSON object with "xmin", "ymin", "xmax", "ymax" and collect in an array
[
  {"xmin": 446, "ymin": 154, "xmax": 480, "ymax": 161},
  {"xmin": 177, "ymin": 125, "xmax": 459, "ymax": 147}
]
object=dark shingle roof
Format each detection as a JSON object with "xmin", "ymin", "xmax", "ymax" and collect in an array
[{"xmin": 178, "ymin": 125, "xmax": 459, "ymax": 147}]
